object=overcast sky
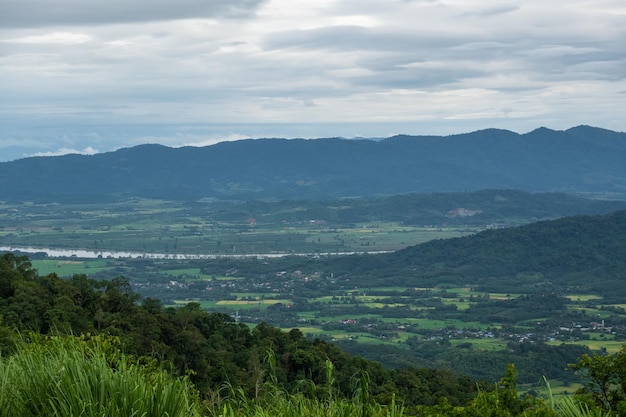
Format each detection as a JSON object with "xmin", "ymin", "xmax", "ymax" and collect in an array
[{"xmin": 1, "ymin": 0, "xmax": 625, "ymax": 161}]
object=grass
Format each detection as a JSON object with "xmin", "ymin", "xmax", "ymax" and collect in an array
[
  {"xmin": 0, "ymin": 331, "xmax": 612, "ymax": 417},
  {"xmin": 206, "ymin": 359, "xmax": 406, "ymax": 417},
  {"xmin": 0, "ymin": 334, "xmax": 200, "ymax": 417}
]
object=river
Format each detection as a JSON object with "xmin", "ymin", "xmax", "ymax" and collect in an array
[{"xmin": 0, "ymin": 245, "xmax": 389, "ymax": 259}]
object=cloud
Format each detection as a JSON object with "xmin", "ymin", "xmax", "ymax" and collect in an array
[
  {"xmin": 7, "ymin": 32, "xmax": 92, "ymax": 44},
  {"xmin": 1, "ymin": 0, "xmax": 625, "ymax": 163},
  {"xmin": 0, "ymin": 0, "xmax": 266, "ymax": 28},
  {"xmin": 29, "ymin": 147, "xmax": 100, "ymax": 158}
]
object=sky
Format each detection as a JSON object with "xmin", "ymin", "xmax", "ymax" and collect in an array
[{"xmin": 1, "ymin": 0, "xmax": 625, "ymax": 161}]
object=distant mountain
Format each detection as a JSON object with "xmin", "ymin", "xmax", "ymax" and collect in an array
[{"xmin": 1, "ymin": 125, "xmax": 625, "ymax": 202}]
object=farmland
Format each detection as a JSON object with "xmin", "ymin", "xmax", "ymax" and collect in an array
[{"xmin": 0, "ymin": 198, "xmax": 466, "ymax": 255}]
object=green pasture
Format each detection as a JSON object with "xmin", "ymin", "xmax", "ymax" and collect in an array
[
  {"xmin": 300, "ymin": 329, "xmax": 398, "ymax": 344},
  {"xmin": 442, "ymin": 287, "xmax": 522, "ymax": 299},
  {"xmin": 156, "ymin": 267, "xmax": 206, "ymax": 277},
  {"xmin": 440, "ymin": 297, "xmax": 471, "ymax": 310},
  {"xmin": 573, "ymin": 307, "xmax": 613, "ymax": 319},
  {"xmin": 172, "ymin": 300, "xmax": 219, "ymax": 309},
  {"xmin": 297, "ymin": 311, "xmax": 319, "ymax": 320},
  {"xmin": 215, "ymin": 299, "xmax": 292, "ymax": 310},
  {"xmin": 231, "ymin": 292, "xmax": 281, "ymax": 299},
  {"xmin": 449, "ymin": 338, "xmax": 510, "ymax": 351},
  {"xmin": 31, "ymin": 259, "xmax": 114, "ymax": 276},
  {"xmin": 544, "ymin": 380, "xmax": 583, "ymax": 397},
  {"xmin": 363, "ymin": 302, "xmax": 410, "ymax": 308},
  {"xmin": 377, "ymin": 317, "xmax": 415, "ymax": 325},
  {"xmin": 154, "ymin": 268, "xmax": 248, "ymax": 282},
  {"xmin": 585, "ymin": 331, "xmax": 616, "ymax": 341},
  {"xmin": 564, "ymin": 294, "xmax": 603, "ymax": 302},
  {"xmin": 320, "ymin": 332, "xmax": 355, "ymax": 341},
  {"xmin": 312, "ymin": 313, "xmax": 383, "ymax": 322},
  {"xmin": 547, "ymin": 339, "xmax": 624, "ymax": 353},
  {"xmin": 517, "ymin": 379, "xmax": 583, "ymax": 400},
  {"xmin": 0, "ymin": 200, "xmax": 482, "ymax": 255},
  {"xmin": 303, "ymin": 225, "xmax": 460, "ymax": 251},
  {"xmin": 403, "ymin": 318, "xmax": 477, "ymax": 330},
  {"xmin": 280, "ymin": 326, "xmax": 321, "ymax": 334},
  {"xmin": 349, "ymin": 333, "xmax": 409, "ymax": 345}
]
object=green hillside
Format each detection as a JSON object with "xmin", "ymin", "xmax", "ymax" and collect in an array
[
  {"xmin": 314, "ymin": 209, "xmax": 626, "ymax": 295},
  {"xmin": 3, "ymin": 254, "xmax": 626, "ymax": 416}
]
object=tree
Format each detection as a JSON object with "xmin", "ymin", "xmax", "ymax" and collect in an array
[
  {"xmin": 569, "ymin": 346, "xmax": 626, "ymax": 413},
  {"xmin": 0, "ymin": 253, "xmax": 33, "ymax": 298}
]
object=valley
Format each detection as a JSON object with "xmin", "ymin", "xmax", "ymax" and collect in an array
[{"xmin": 4, "ymin": 189, "xmax": 626, "ymax": 387}]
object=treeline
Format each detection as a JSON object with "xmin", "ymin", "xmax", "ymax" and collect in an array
[
  {"xmin": 211, "ymin": 189, "xmax": 626, "ymax": 227},
  {"xmin": 0, "ymin": 253, "xmax": 480, "ymax": 407}
]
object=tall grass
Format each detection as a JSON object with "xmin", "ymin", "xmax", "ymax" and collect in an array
[
  {"xmin": 0, "ymin": 334, "xmax": 200, "ymax": 417},
  {"xmin": 211, "ymin": 384, "xmax": 404, "ymax": 417},
  {"xmin": 0, "ymin": 335, "xmax": 614, "ymax": 417},
  {"xmin": 542, "ymin": 378, "xmax": 612, "ymax": 417},
  {"xmin": 206, "ymin": 355, "xmax": 405, "ymax": 417}
]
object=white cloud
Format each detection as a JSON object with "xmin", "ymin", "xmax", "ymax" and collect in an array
[
  {"xmin": 0, "ymin": 0, "xmax": 625, "ymax": 161},
  {"xmin": 7, "ymin": 32, "xmax": 92, "ymax": 44},
  {"xmin": 29, "ymin": 147, "xmax": 100, "ymax": 158}
]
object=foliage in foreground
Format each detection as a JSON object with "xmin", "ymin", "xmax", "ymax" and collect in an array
[
  {"xmin": 0, "ymin": 333, "xmax": 618, "ymax": 417},
  {"xmin": 0, "ymin": 334, "xmax": 200, "ymax": 417}
]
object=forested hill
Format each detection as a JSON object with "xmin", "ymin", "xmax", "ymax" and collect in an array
[
  {"xmin": 1, "ymin": 125, "xmax": 625, "ymax": 202},
  {"xmin": 0, "ymin": 253, "xmax": 482, "ymax": 408},
  {"xmin": 324, "ymin": 209, "xmax": 626, "ymax": 295}
]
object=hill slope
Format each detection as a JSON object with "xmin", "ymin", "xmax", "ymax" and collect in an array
[
  {"xmin": 1, "ymin": 126, "xmax": 625, "ymax": 202},
  {"xmin": 326, "ymin": 209, "xmax": 626, "ymax": 296}
]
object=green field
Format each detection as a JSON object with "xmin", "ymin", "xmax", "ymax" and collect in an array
[
  {"xmin": 0, "ymin": 199, "xmax": 466, "ymax": 255},
  {"xmin": 32, "ymin": 259, "xmax": 114, "ymax": 276}
]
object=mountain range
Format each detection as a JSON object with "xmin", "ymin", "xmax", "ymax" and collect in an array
[{"xmin": 1, "ymin": 125, "xmax": 625, "ymax": 202}]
